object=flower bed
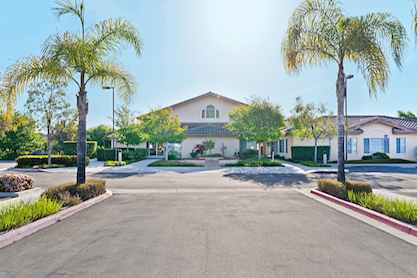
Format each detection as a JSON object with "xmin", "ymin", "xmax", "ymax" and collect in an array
[{"xmin": 0, "ymin": 174, "xmax": 34, "ymax": 192}]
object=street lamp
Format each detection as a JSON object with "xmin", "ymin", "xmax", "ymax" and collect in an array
[
  {"xmin": 345, "ymin": 74, "xmax": 354, "ymax": 161},
  {"xmin": 102, "ymin": 86, "xmax": 117, "ymax": 161}
]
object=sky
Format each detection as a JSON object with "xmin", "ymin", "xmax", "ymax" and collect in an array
[{"xmin": 1, "ymin": 0, "xmax": 417, "ymax": 129}]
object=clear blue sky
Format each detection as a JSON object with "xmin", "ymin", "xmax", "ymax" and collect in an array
[{"xmin": 1, "ymin": 0, "xmax": 417, "ymax": 128}]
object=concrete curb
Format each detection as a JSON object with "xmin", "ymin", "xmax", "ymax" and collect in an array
[
  {"xmin": 0, "ymin": 190, "xmax": 113, "ymax": 249},
  {"xmin": 311, "ymin": 189, "xmax": 417, "ymax": 237}
]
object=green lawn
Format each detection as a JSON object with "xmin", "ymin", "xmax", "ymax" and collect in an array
[
  {"xmin": 225, "ymin": 158, "xmax": 283, "ymax": 167},
  {"xmin": 148, "ymin": 160, "xmax": 202, "ymax": 167},
  {"xmin": 329, "ymin": 159, "xmax": 416, "ymax": 164}
]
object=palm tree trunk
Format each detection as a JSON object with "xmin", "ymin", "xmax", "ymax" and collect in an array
[
  {"xmin": 76, "ymin": 86, "xmax": 88, "ymax": 184},
  {"xmin": 47, "ymin": 126, "xmax": 51, "ymax": 165},
  {"xmin": 336, "ymin": 66, "xmax": 345, "ymax": 182},
  {"xmin": 314, "ymin": 138, "xmax": 318, "ymax": 165}
]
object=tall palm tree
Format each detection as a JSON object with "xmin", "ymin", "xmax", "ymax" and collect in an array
[
  {"xmin": 1, "ymin": 0, "xmax": 142, "ymax": 183},
  {"xmin": 282, "ymin": 0, "xmax": 407, "ymax": 182}
]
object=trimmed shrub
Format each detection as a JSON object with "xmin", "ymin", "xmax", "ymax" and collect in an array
[
  {"xmin": 0, "ymin": 153, "xmax": 19, "ymax": 160},
  {"xmin": 240, "ymin": 148, "xmax": 257, "ymax": 159},
  {"xmin": 362, "ymin": 152, "xmax": 390, "ymax": 160},
  {"xmin": 42, "ymin": 179, "xmax": 106, "ymax": 206},
  {"xmin": 0, "ymin": 174, "xmax": 34, "ymax": 192},
  {"xmin": 63, "ymin": 141, "xmax": 97, "ymax": 158},
  {"xmin": 345, "ymin": 180, "xmax": 372, "ymax": 194},
  {"xmin": 122, "ymin": 148, "xmax": 148, "ymax": 161},
  {"xmin": 16, "ymin": 155, "xmax": 89, "ymax": 168},
  {"xmin": 318, "ymin": 179, "xmax": 372, "ymax": 200},
  {"xmin": 104, "ymin": 161, "xmax": 127, "ymax": 166},
  {"xmin": 317, "ymin": 179, "xmax": 346, "ymax": 199},
  {"xmin": 291, "ymin": 146, "xmax": 330, "ymax": 162},
  {"xmin": 168, "ymin": 154, "xmax": 180, "ymax": 160}
]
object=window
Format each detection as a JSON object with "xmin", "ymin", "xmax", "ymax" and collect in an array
[
  {"xmin": 364, "ymin": 138, "xmax": 389, "ymax": 154},
  {"xmin": 396, "ymin": 138, "xmax": 406, "ymax": 153},
  {"xmin": 279, "ymin": 139, "xmax": 284, "ymax": 153},
  {"xmin": 202, "ymin": 105, "xmax": 219, "ymax": 119},
  {"xmin": 347, "ymin": 138, "xmax": 357, "ymax": 154},
  {"xmin": 285, "ymin": 139, "xmax": 288, "ymax": 153},
  {"xmin": 240, "ymin": 140, "xmax": 255, "ymax": 150}
]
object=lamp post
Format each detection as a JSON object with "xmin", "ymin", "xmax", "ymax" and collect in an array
[
  {"xmin": 344, "ymin": 74, "xmax": 354, "ymax": 162},
  {"xmin": 102, "ymin": 86, "xmax": 117, "ymax": 161}
]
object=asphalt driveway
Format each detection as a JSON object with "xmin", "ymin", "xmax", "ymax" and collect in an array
[{"xmin": 1, "ymin": 189, "xmax": 417, "ymax": 277}]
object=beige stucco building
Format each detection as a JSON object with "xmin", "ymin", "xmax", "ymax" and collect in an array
[{"xmin": 276, "ymin": 116, "xmax": 417, "ymax": 162}]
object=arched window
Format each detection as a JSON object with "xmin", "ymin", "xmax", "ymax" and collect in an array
[
  {"xmin": 206, "ymin": 105, "xmax": 215, "ymax": 118},
  {"xmin": 202, "ymin": 105, "xmax": 219, "ymax": 119}
]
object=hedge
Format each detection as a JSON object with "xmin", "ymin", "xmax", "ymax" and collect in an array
[
  {"xmin": 291, "ymin": 146, "xmax": 330, "ymax": 162},
  {"xmin": 63, "ymin": 141, "xmax": 97, "ymax": 159},
  {"xmin": 97, "ymin": 148, "xmax": 148, "ymax": 161},
  {"xmin": 317, "ymin": 179, "xmax": 372, "ymax": 200},
  {"xmin": 0, "ymin": 153, "xmax": 19, "ymax": 161},
  {"xmin": 16, "ymin": 155, "xmax": 90, "ymax": 167},
  {"xmin": 240, "ymin": 149, "xmax": 257, "ymax": 159}
]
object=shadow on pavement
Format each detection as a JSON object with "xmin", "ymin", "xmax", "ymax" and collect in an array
[
  {"xmin": 223, "ymin": 173, "xmax": 316, "ymax": 188},
  {"xmin": 89, "ymin": 172, "xmax": 156, "ymax": 179}
]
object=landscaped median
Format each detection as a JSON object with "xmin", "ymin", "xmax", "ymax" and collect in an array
[
  {"xmin": 0, "ymin": 177, "xmax": 112, "ymax": 249},
  {"xmin": 312, "ymin": 179, "xmax": 417, "ymax": 237},
  {"xmin": 225, "ymin": 158, "xmax": 283, "ymax": 167}
]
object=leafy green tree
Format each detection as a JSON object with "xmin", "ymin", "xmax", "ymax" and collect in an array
[
  {"xmin": 203, "ymin": 138, "xmax": 216, "ymax": 154},
  {"xmin": 117, "ymin": 124, "xmax": 145, "ymax": 149},
  {"xmin": 289, "ymin": 97, "xmax": 336, "ymax": 165},
  {"xmin": 25, "ymin": 81, "xmax": 76, "ymax": 164},
  {"xmin": 114, "ymin": 105, "xmax": 140, "ymax": 129},
  {"xmin": 282, "ymin": 0, "xmax": 407, "ymax": 181},
  {"xmin": 1, "ymin": 0, "xmax": 142, "ymax": 183},
  {"xmin": 226, "ymin": 96, "xmax": 285, "ymax": 160},
  {"xmin": 0, "ymin": 113, "xmax": 44, "ymax": 156},
  {"xmin": 139, "ymin": 108, "xmax": 187, "ymax": 160},
  {"xmin": 397, "ymin": 110, "xmax": 417, "ymax": 120},
  {"xmin": 87, "ymin": 124, "xmax": 112, "ymax": 147}
]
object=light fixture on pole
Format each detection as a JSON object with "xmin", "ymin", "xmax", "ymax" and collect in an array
[
  {"xmin": 344, "ymin": 74, "xmax": 354, "ymax": 162},
  {"xmin": 102, "ymin": 86, "xmax": 117, "ymax": 161}
]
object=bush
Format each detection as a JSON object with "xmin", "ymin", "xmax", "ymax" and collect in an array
[
  {"xmin": 16, "ymin": 155, "xmax": 89, "ymax": 168},
  {"xmin": 202, "ymin": 153, "xmax": 222, "ymax": 157},
  {"xmin": 317, "ymin": 179, "xmax": 372, "ymax": 200},
  {"xmin": 97, "ymin": 148, "xmax": 148, "ymax": 161},
  {"xmin": 317, "ymin": 179, "xmax": 347, "ymax": 199},
  {"xmin": 300, "ymin": 161, "xmax": 331, "ymax": 167},
  {"xmin": 0, "ymin": 174, "xmax": 35, "ymax": 192},
  {"xmin": 226, "ymin": 158, "xmax": 283, "ymax": 167},
  {"xmin": 0, "ymin": 196, "xmax": 63, "ymax": 232},
  {"xmin": 362, "ymin": 152, "xmax": 390, "ymax": 160},
  {"xmin": 42, "ymin": 179, "xmax": 106, "ymax": 206},
  {"xmin": 240, "ymin": 149, "xmax": 257, "ymax": 159},
  {"xmin": 0, "ymin": 153, "xmax": 19, "ymax": 160},
  {"xmin": 104, "ymin": 161, "xmax": 127, "ymax": 166},
  {"xmin": 168, "ymin": 154, "xmax": 180, "ymax": 160},
  {"xmin": 63, "ymin": 141, "xmax": 97, "ymax": 158},
  {"xmin": 190, "ymin": 152, "xmax": 198, "ymax": 158}
]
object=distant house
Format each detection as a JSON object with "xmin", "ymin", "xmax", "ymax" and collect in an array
[
  {"xmin": 114, "ymin": 92, "xmax": 272, "ymax": 158},
  {"xmin": 276, "ymin": 115, "xmax": 417, "ymax": 162}
]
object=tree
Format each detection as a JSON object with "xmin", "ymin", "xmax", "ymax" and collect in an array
[
  {"xmin": 203, "ymin": 138, "xmax": 216, "ymax": 154},
  {"xmin": 113, "ymin": 105, "xmax": 140, "ymax": 129},
  {"xmin": 289, "ymin": 97, "xmax": 336, "ymax": 165},
  {"xmin": 397, "ymin": 110, "xmax": 417, "ymax": 120},
  {"xmin": 117, "ymin": 123, "xmax": 145, "ymax": 149},
  {"xmin": 226, "ymin": 96, "xmax": 286, "ymax": 160},
  {"xmin": 1, "ymin": 0, "xmax": 142, "ymax": 183},
  {"xmin": 87, "ymin": 124, "xmax": 112, "ymax": 147},
  {"xmin": 0, "ymin": 113, "xmax": 44, "ymax": 156},
  {"xmin": 25, "ymin": 81, "xmax": 76, "ymax": 164},
  {"xmin": 139, "ymin": 108, "xmax": 187, "ymax": 160},
  {"xmin": 282, "ymin": 0, "xmax": 407, "ymax": 181}
]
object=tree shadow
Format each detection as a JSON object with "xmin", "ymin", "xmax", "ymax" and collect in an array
[{"xmin": 223, "ymin": 173, "xmax": 316, "ymax": 188}]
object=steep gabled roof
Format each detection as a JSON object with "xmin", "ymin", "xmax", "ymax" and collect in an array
[
  {"xmin": 170, "ymin": 91, "xmax": 246, "ymax": 109},
  {"xmin": 181, "ymin": 122, "xmax": 234, "ymax": 136}
]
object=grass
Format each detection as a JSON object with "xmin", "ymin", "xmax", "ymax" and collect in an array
[
  {"xmin": 104, "ymin": 160, "xmax": 127, "ymax": 166},
  {"xmin": 32, "ymin": 164, "xmax": 65, "ymax": 169},
  {"xmin": 148, "ymin": 160, "xmax": 202, "ymax": 167},
  {"xmin": 347, "ymin": 190, "xmax": 417, "ymax": 225},
  {"xmin": 329, "ymin": 159, "xmax": 416, "ymax": 164},
  {"xmin": 225, "ymin": 158, "xmax": 283, "ymax": 167},
  {"xmin": 0, "ymin": 196, "xmax": 63, "ymax": 232},
  {"xmin": 300, "ymin": 161, "xmax": 331, "ymax": 167}
]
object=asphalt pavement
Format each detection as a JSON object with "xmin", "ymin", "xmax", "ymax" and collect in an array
[{"xmin": 1, "ymin": 190, "xmax": 417, "ymax": 278}]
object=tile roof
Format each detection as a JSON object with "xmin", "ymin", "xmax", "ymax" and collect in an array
[
  {"xmin": 181, "ymin": 122, "xmax": 233, "ymax": 136},
  {"xmin": 285, "ymin": 115, "xmax": 417, "ymax": 133}
]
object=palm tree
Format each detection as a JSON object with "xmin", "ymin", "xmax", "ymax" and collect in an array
[
  {"xmin": 1, "ymin": 0, "xmax": 142, "ymax": 183},
  {"xmin": 282, "ymin": 0, "xmax": 407, "ymax": 182}
]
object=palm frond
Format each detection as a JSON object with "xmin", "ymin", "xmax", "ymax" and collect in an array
[
  {"xmin": 0, "ymin": 56, "xmax": 71, "ymax": 120},
  {"xmin": 53, "ymin": 0, "xmax": 84, "ymax": 25},
  {"xmin": 87, "ymin": 18, "xmax": 143, "ymax": 57},
  {"xmin": 86, "ymin": 60, "xmax": 138, "ymax": 106}
]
